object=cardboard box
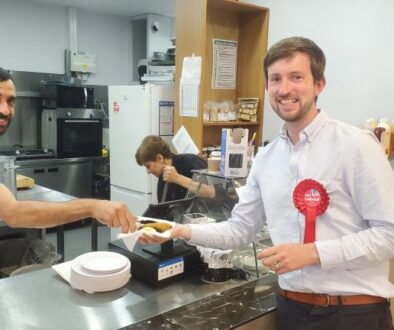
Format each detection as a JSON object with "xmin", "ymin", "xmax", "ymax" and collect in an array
[{"xmin": 220, "ymin": 128, "xmax": 249, "ymax": 177}]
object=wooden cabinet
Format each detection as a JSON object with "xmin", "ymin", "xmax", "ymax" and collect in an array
[{"xmin": 175, "ymin": 0, "xmax": 269, "ymax": 151}]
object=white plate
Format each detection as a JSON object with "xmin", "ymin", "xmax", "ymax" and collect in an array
[
  {"xmin": 70, "ymin": 252, "xmax": 131, "ymax": 293},
  {"xmin": 79, "ymin": 251, "xmax": 128, "ymax": 275}
]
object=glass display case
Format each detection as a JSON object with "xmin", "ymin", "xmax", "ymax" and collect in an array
[{"xmin": 185, "ymin": 169, "xmax": 272, "ymax": 278}]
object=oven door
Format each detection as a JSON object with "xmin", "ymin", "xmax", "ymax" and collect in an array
[{"xmin": 57, "ymin": 118, "xmax": 102, "ymax": 158}]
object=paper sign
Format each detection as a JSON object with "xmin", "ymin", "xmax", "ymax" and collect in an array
[
  {"xmin": 212, "ymin": 39, "xmax": 237, "ymax": 89},
  {"xmin": 180, "ymin": 56, "xmax": 201, "ymax": 117},
  {"xmin": 172, "ymin": 125, "xmax": 199, "ymax": 155}
]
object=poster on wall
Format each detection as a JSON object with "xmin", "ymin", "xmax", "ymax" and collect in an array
[
  {"xmin": 212, "ymin": 39, "xmax": 237, "ymax": 89},
  {"xmin": 180, "ymin": 56, "xmax": 201, "ymax": 117},
  {"xmin": 159, "ymin": 101, "xmax": 175, "ymax": 136}
]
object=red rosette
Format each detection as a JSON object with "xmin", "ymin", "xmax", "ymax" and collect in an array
[{"xmin": 293, "ymin": 179, "xmax": 329, "ymax": 243}]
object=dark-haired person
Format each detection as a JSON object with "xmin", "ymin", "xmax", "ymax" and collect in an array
[
  {"xmin": 0, "ymin": 67, "xmax": 136, "ymax": 232},
  {"xmin": 135, "ymin": 135, "xmax": 207, "ymax": 202},
  {"xmin": 139, "ymin": 38, "xmax": 394, "ymax": 330}
]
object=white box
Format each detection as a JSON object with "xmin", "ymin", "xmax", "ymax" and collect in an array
[{"xmin": 220, "ymin": 128, "xmax": 249, "ymax": 177}]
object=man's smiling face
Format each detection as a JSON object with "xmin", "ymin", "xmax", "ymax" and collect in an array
[
  {"xmin": 266, "ymin": 52, "xmax": 325, "ymax": 125},
  {"xmin": 0, "ymin": 79, "xmax": 16, "ymax": 135}
]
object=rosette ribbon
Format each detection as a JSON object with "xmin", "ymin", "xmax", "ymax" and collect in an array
[{"xmin": 293, "ymin": 179, "xmax": 329, "ymax": 243}]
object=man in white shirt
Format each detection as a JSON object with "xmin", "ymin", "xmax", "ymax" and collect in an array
[
  {"xmin": 0, "ymin": 67, "xmax": 136, "ymax": 232},
  {"xmin": 141, "ymin": 37, "xmax": 394, "ymax": 330}
]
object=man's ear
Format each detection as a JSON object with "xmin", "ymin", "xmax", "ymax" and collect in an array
[
  {"xmin": 315, "ymin": 77, "xmax": 326, "ymax": 96},
  {"xmin": 155, "ymin": 154, "xmax": 164, "ymax": 162}
]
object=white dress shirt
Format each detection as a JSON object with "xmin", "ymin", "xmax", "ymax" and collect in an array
[{"xmin": 189, "ymin": 110, "xmax": 394, "ymax": 297}]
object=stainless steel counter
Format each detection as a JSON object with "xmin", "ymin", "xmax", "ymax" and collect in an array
[
  {"xmin": 16, "ymin": 158, "xmax": 99, "ymax": 198},
  {"xmin": 0, "ymin": 266, "xmax": 277, "ymax": 330},
  {"xmin": 17, "ymin": 184, "xmax": 76, "ymax": 203}
]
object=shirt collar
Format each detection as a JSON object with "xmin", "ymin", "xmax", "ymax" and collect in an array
[{"xmin": 278, "ymin": 110, "xmax": 329, "ymax": 142}]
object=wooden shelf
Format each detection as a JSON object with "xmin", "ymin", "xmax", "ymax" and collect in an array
[
  {"xmin": 175, "ymin": 0, "xmax": 269, "ymax": 150},
  {"xmin": 203, "ymin": 121, "xmax": 261, "ymax": 127}
]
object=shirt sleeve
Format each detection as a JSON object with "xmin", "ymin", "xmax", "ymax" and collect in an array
[
  {"xmin": 316, "ymin": 131, "xmax": 394, "ymax": 270},
  {"xmin": 188, "ymin": 158, "xmax": 267, "ymax": 249}
]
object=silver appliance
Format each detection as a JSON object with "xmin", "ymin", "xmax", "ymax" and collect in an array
[
  {"xmin": 41, "ymin": 84, "xmax": 95, "ymax": 109},
  {"xmin": 41, "ymin": 108, "xmax": 103, "ymax": 159}
]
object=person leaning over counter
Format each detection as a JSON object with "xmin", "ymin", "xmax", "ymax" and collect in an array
[
  {"xmin": 139, "ymin": 37, "xmax": 394, "ymax": 330},
  {"xmin": 135, "ymin": 135, "xmax": 207, "ymax": 202},
  {"xmin": 0, "ymin": 67, "xmax": 136, "ymax": 232}
]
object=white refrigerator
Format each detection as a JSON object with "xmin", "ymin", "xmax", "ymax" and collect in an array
[{"xmin": 108, "ymin": 84, "xmax": 174, "ymax": 238}]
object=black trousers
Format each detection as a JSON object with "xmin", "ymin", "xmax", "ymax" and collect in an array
[{"xmin": 277, "ymin": 294, "xmax": 394, "ymax": 330}]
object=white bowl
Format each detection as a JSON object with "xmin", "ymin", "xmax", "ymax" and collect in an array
[{"xmin": 70, "ymin": 251, "xmax": 131, "ymax": 293}]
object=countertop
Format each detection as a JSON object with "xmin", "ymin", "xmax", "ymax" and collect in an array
[
  {"xmin": 0, "ymin": 185, "xmax": 278, "ymax": 329},
  {"xmin": 0, "ymin": 266, "xmax": 277, "ymax": 330}
]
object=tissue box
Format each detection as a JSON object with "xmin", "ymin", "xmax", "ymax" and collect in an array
[{"xmin": 220, "ymin": 128, "xmax": 249, "ymax": 177}]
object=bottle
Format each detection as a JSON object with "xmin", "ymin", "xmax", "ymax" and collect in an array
[
  {"xmin": 375, "ymin": 121, "xmax": 391, "ymax": 158},
  {"xmin": 101, "ymin": 146, "xmax": 108, "ymax": 158}
]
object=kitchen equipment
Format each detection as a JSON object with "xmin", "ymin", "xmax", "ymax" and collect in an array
[
  {"xmin": 108, "ymin": 84, "xmax": 174, "ymax": 238},
  {"xmin": 109, "ymin": 237, "xmax": 201, "ymax": 287},
  {"xmin": 0, "ymin": 148, "xmax": 55, "ymax": 160},
  {"xmin": 41, "ymin": 84, "xmax": 95, "ymax": 109},
  {"xmin": 70, "ymin": 251, "xmax": 131, "ymax": 293},
  {"xmin": 109, "ymin": 199, "xmax": 202, "ymax": 287},
  {"xmin": 41, "ymin": 108, "xmax": 103, "ymax": 158},
  {"xmin": 0, "ymin": 156, "xmax": 18, "ymax": 196},
  {"xmin": 17, "ymin": 159, "xmax": 92, "ymax": 198}
]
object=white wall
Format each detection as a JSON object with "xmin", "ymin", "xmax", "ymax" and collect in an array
[
  {"xmin": 0, "ymin": 0, "xmax": 131, "ymax": 84},
  {"xmin": 77, "ymin": 9, "xmax": 131, "ymax": 85},
  {"xmin": 0, "ymin": 0, "xmax": 68, "ymax": 73},
  {"xmin": 248, "ymin": 0, "xmax": 394, "ymax": 141}
]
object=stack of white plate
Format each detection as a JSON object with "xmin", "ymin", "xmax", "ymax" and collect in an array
[{"xmin": 70, "ymin": 251, "xmax": 131, "ymax": 293}]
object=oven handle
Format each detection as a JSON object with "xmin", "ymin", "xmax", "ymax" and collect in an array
[
  {"xmin": 83, "ymin": 87, "xmax": 88, "ymax": 108},
  {"xmin": 63, "ymin": 120, "xmax": 101, "ymax": 123}
]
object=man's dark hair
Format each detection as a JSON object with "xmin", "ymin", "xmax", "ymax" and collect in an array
[
  {"xmin": 0, "ymin": 67, "xmax": 13, "ymax": 83},
  {"xmin": 263, "ymin": 37, "xmax": 326, "ymax": 83},
  {"xmin": 135, "ymin": 135, "xmax": 174, "ymax": 165}
]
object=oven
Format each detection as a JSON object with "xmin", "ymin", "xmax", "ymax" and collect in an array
[{"xmin": 41, "ymin": 108, "xmax": 103, "ymax": 158}]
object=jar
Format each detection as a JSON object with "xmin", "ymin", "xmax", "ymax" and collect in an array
[{"xmin": 208, "ymin": 151, "xmax": 221, "ymax": 172}]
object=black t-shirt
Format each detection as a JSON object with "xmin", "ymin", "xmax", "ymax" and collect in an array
[{"xmin": 157, "ymin": 154, "xmax": 207, "ymax": 202}]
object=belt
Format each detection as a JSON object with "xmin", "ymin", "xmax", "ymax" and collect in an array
[{"xmin": 279, "ymin": 289, "xmax": 387, "ymax": 307}]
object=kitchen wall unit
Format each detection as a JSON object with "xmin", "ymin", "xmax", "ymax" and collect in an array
[
  {"xmin": 16, "ymin": 158, "xmax": 94, "ymax": 198},
  {"xmin": 174, "ymin": 0, "xmax": 269, "ymax": 150}
]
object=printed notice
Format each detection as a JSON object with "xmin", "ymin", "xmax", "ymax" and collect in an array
[
  {"xmin": 212, "ymin": 39, "xmax": 237, "ymax": 89},
  {"xmin": 159, "ymin": 101, "xmax": 174, "ymax": 136},
  {"xmin": 180, "ymin": 56, "xmax": 201, "ymax": 117},
  {"xmin": 180, "ymin": 84, "xmax": 199, "ymax": 117}
]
